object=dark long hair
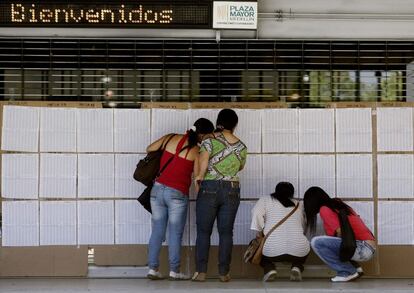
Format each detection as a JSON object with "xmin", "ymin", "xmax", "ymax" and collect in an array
[
  {"xmin": 271, "ymin": 182, "xmax": 295, "ymax": 208},
  {"xmin": 187, "ymin": 118, "xmax": 214, "ymax": 148},
  {"xmin": 215, "ymin": 108, "xmax": 238, "ymax": 132},
  {"xmin": 303, "ymin": 186, "xmax": 353, "ymax": 235}
]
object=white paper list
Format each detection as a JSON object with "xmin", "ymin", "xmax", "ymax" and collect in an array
[
  {"xmin": 262, "ymin": 154, "xmax": 299, "ymax": 198},
  {"xmin": 40, "ymin": 201, "xmax": 77, "ymax": 246},
  {"xmin": 345, "ymin": 201, "xmax": 375, "ymax": 233},
  {"xmin": 78, "ymin": 200, "xmax": 114, "ymax": 245},
  {"xmin": 335, "ymin": 108, "xmax": 372, "ymax": 152},
  {"xmin": 239, "ymin": 155, "xmax": 262, "ymax": 198},
  {"xmin": 233, "ymin": 201, "xmax": 256, "ymax": 245},
  {"xmin": 151, "ymin": 109, "xmax": 189, "ymax": 141},
  {"xmin": 189, "ymin": 109, "xmax": 219, "ymax": 129},
  {"xmin": 114, "ymin": 109, "xmax": 151, "ymax": 153},
  {"xmin": 378, "ymin": 201, "xmax": 413, "ymax": 245},
  {"xmin": 299, "ymin": 109, "xmax": 335, "ymax": 153},
  {"xmin": 115, "ymin": 154, "xmax": 145, "ymax": 198},
  {"xmin": 378, "ymin": 154, "xmax": 413, "ymax": 198},
  {"xmin": 299, "ymin": 155, "xmax": 335, "ymax": 198},
  {"xmin": 377, "ymin": 107, "xmax": 413, "ymax": 152},
  {"xmin": 336, "ymin": 154, "xmax": 373, "ymax": 198},
  {"xmin": 262, "ymin": 109, "xmax": 298, "ymax": 153},
  {"xmin": 234, "ymin": 109, "xmax": 262, "ymax": 153},
  {"xmin": 2, "ymin": 154, "xmax": 39, "ymax": 199},
  {"xmin": 2, "ymin": 201, "xmax": 39, "ymax": 246},
  {"xmin": 78, "ymin": 154, "xmax": 114, "ymax": 198},
  {"xmin": 40, "ymin": 107, "xmax": 77, "ymax": 152},
  {"xmin": 39, "ymin": 154, "xmax": 77, "ymax": 199},
  {"xmin": 1, "ymin": 105, "xmax": 39, "ymax": 152},
  {"xmin": 115, "ymin": 200, "xmax": 151, "ymax": 244},
  {"xmin": 77, "ymin": 108, "xmax": 114, "ymax": 152}
]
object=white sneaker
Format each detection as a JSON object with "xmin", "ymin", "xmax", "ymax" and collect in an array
[
  {"xmin": 331, "ymin": 272, "xmax": 359, "ymax": 282},
  {"xmin": 147, "ymin": 269, "xmax": 163, "ymax": 280},
  {"xmin": 263, "ymin": 270, "xmax": 277, "ymax": 282},
  {"xmin": 169, "ymin": 271, "xmax": 190, "ymax": 281},
  {"xmin": 356, "ymin": 266, "xmax": 364, "ymax": 274},
  {"xmin": 290, "ymin": 267, "xmax": 302, "ymax": 281}
]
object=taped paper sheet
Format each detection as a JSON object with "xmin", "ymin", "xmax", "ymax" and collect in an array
[
  {"xmin": 299, "ymin": 109, "xmax": 334, "ymax": 153},
  {"xmin": 1, "ymin": 105, "xmax": 39, "ymax": 152},
  {"xmin": 345, "ymin": 201, "xmax": 374, "ymax": 233},
  {"xmin": 2, "ymin": 201, "xmax": 39, "ymax": 246},
  {"xmin": 189, "ymin": 109, "xmax": 219, "ymax": 129},
  {"xmin": 239, "ymin": 155, "xmax": 262, "ymax": 198},
  {"xmin": 40, "ymin": 201, "xmax": 77, "ymax": 245},
  {"xmin": 262, "ymin": 155, "xmax": 299, "ymax": 198},
  {"xmin": 2, "ymin": 154, "xmax": 39, "ymax": 199},
  {"xmin": 78, "ymin": 154, "xmax": 114, "ymax": 198},
  {"xmin": 115, "ymin": 154, "xmax": 145, "ymax": 198},
  {"xmin": 40, "ymin": 107, "xmax": 77, "ymax": 152},
  {"xmin": 151, "ymin": 109, "xmax": 188, "ymax": 141},
  {"xmin": 234, "ymin": 109, "xmax": 262, "ymax": 153},
  {"xmin": 39, "ymin": 154, "xmax": 77, "ymax": 199},
  {"xmin": 336, "ymin": 154, "xmax": 373, "ymax": 198},
  {"xmin": 377, "ymin": 107, "xmax": 413, "ymax": 152},
  {"xmin": 114, "ymin": 109, "xmax": 151, "ymax": 153},
  {"xmin": 262, "ymin": 109, "xmax": 298, "ymax": 153},
  {"xmin": 77, "ymin": 109, "xmax": 114, "ymax": 152},
  {"xmin": 78, "ymin": 200, "xmax": 114, "ymax": 245},
  {"xmin": 233, "ymin": 201, "xmax": 256, "ymax": 245},
  {"xmin": 299, "ymin": 155, "xmax": 335, "ymax": 198},
  {"xmin": 378, "ymin": 202, "xmax": 413, "ymax": 245},
  {"xmin": 378, "ymin": 154, "xmax": 413, "ymax": 198},
  {"xmin": 335, "ymin": 108, "xmax": 372, "ymax": 152},
  {"xmin": 115, "ymin": 200, "xmax": 151, "ymax": 244}
]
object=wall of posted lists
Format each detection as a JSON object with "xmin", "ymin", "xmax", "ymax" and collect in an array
[{"xmin": 1, "ymin": 101, "xmax": 414, "ymax": 277}]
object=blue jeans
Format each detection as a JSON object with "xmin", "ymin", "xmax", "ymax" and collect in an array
[
  {"xmin": 311, "ymin": 236, "xmax": 376, "ymax": 277},
  {"xmin": 148, "ymin": 182, "xmax": 189, "ymax": 273},
  {"xmin": 195, "ymin": 180, "xmax": 240, "ymax": 275}
]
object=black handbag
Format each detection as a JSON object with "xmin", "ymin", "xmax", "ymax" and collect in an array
[
  {"xmin": 133, "ymin": 134, "xmax": 175, "ymax": 187},
  {"xmin": 338, "ymin": 209, "xmax": 357, "ymax": 262}
]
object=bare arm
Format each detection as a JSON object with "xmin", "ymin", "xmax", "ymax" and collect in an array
[
  {"xmin": 146, "ymin": 134, "xmax": 171, "ymax": 153},
  {"xmin": 196, "ymin": 151, "xmax": 209, "ymax": 181},
  {"xmin": 193, "ymin": 152, "xmax": 200, "ymax": 193}
]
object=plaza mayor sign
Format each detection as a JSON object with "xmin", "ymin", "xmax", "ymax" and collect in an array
[
  {"xmin": 0, "ymin": 1, "xmax": 211, "ymax": 28},
  {"xmin": 213, "ymin": 1, "xmax": 257, "ymax": 29}
]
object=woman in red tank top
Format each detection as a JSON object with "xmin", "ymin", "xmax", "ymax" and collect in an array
[
  {"xmin": 145, "ymin": 118, "xmax": 214, "ymax": 281},
  {"xmin": 304, "ymin": 187, "xmax": 376, "ymax": 282}
]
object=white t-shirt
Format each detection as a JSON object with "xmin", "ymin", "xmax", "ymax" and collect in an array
[{"xmin": 250, "ymin": 196, "xmax": 310, "ymax": 257}]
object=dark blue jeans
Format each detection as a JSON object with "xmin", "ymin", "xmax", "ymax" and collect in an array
[{"xmin": 195, "ymin": 180, "xmax": 240, "ymax": 275}]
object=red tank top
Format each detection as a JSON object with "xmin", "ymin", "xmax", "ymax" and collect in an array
[{"xmin": 156, "ymin": 134, "xmax": 194, "ymax": 195}]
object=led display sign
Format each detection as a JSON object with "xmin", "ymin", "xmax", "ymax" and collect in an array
[{"xmin": 0, "ymin": 1, "xmax": 211, "ymax": 28}]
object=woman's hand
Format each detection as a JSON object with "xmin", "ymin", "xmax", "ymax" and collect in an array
[{"xmin": 194, "ymin": 176, "xmax": 202, "ymax": 194}]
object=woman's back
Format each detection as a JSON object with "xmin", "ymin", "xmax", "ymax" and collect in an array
[
  {"xmin": 251, "ymin": 196, "xmax": 310, "ymax": 257},
  {"xmin": 201, "ymin": 132, "xmax": 247, "ymax": 181}
]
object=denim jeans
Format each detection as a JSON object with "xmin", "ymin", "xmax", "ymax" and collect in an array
[
  {"xmin": 195, "ymin": 180, "xmax": 240, "ymax": 275},
  {"xmin": 148, "ymin": 182, "xmax": 189, "ymax": 273},
  {"xmin": 311, "ymin": 236, "xmax": 376, "ymax": 277}
]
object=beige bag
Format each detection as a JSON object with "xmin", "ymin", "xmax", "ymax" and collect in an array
[{"xmin": 244, "ymin": 203, "xmax": 299, "ymax": 265}]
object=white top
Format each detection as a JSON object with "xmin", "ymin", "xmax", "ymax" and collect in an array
[{"xmin": 250, "ymin": 196, "xmax": 310, "ymax": 257}]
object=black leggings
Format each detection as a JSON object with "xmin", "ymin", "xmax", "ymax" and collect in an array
[{"xmin": 260, "ymin": 254, "xmax": 309, "ymax": 274}]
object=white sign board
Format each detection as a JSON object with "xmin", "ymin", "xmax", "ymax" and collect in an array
[{"xmin": 213, "ymin": 1, "xmax": 257, "ymax": 29}]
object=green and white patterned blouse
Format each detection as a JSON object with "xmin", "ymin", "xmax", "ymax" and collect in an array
[{"xmin": 200, "ymin": 133, "xmax": 247, "ymax": 181}]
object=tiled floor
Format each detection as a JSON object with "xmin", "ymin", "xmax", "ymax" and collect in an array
[{"xmin": 1, "ymin": 278, "xmax": 414, "ymax": 293}]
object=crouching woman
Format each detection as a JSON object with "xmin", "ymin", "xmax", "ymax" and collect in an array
[{"xmin": 303, "ymin": 186, "xmax": 376, "ymax": 282}]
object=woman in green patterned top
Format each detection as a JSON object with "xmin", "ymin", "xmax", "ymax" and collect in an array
[{"xmin": 192, "ymin": 109, "xmax": 247, "ymax": 282}]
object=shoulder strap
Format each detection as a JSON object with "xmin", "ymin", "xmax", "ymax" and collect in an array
[
  {"xmin": 159, "ymin": 134, "xmax": 175, "ymax": 151},
  {"xmin": 157, "ymin": 144, "xmax": 191, "ymax": 178},
  {"xmin": 263, "ymin": 203, "xmax": 299, "ymax": 242},
  {"xmin": 175, "ymin": 134, "xmax": 188, "ymax": 154}
]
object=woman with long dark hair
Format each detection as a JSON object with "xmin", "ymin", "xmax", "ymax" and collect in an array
[
  {"xmin": 251, "ymin": 182, "xmax": 310, "ymax": 282},
  {"xmin": 303, "ymin": 186, "xmax": 376, "ymax": 282},
  {"xmin": 192, "ymin": 109, "xmax": 247, "ymax": 282},
  {"xmin": 146, "ymin": 118, "xmax": 214, "ymax": 281}
]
